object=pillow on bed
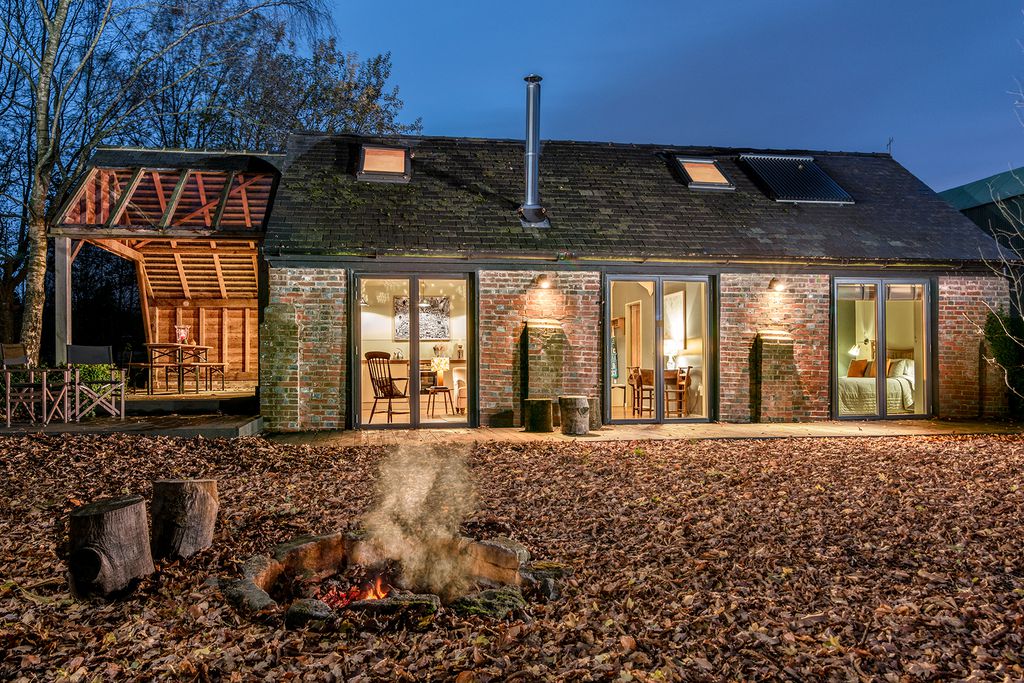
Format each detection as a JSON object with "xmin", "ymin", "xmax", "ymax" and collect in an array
[
  {"xmin": 847, "ymin": 359, "xmax": 868, "ymax": 377},
  {"xmin": 903, "ymin": 360, "xmax": 915, "ymax": 381},
  {"xmin": 887, "ymin": 359, "xmax": 907, "ymax": 377}
]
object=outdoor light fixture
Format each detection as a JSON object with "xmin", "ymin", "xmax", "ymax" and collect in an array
[
  {"xmin": 768, "ymin": 277, "xmax": 785, "ymax": 292},
  {"xmin": 534, "ymin": 274, "xmax": 553, "ymax": 289}
]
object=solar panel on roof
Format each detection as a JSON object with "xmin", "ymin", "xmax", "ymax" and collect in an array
[{"xmin": 740, "ymin": 154, "xmax": 853, "ymax": 204}]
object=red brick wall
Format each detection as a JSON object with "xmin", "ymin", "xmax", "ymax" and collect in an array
[
  {"xmin": 937, "ymin": 275, "xmax": 1009, "ymax": 419},
  {"xmin": 260, "ymin": 267, "xmax": 346, "ymax": 431},
  {"xmin": 478, "ymin": 271, "xmax": 601, "ymax": 426},
  {"xmin": 719, "ymin": 274, "xmax": 831, "ymax": 422}
]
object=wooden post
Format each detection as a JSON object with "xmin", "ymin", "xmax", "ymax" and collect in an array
[
  {"xmin": 151, "ymin": 479, "xmax": 218, "ymax": 560},
  {"xmin": 588, "ymin": 396, "xmax": 602, "ymax": 431},
  {"xmin": 558, "ymin": 396, "xmax": 590, "ymax": 436},
  {"xmin": 54, "ymin": 237, "xmax": 72, "ymax": 365},
  {"xmin": 524, "ymin": 398, "xmax": 554, "ymax": 432},
  {"xmin": 68, "ymin": 496, "xmax": 154, "ymax": 598}
]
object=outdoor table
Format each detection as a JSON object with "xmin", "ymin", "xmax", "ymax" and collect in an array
[{"xmin": 145, "ymin": 343, "xmax": 212, "ymax": 394}]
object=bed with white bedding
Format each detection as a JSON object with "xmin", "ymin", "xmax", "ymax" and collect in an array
[{"xmin": 837, "ymin": 357, "xmax": 917, "ymax": 416}]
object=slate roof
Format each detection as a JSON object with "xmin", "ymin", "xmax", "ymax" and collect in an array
[{"xmin": 101, "ymin": 136, "xmax": 1004, "ymax": 265}]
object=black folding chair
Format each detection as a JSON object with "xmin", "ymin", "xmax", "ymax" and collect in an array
[{"xmin": 67, "ymin": 345, "xmax": 126, "ymax": 421}]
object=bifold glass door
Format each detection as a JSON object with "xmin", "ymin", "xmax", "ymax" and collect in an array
[
  {"xmin": 607, "ymin": 276, "xmax": 710, "ymax": 423},
  {"xmin": 834, "ymin": 278, "xmax": 930, "ymax": 418},
  {"xmin": 356, "ymin": 275, "xmax": 471, "ymax": 427}
]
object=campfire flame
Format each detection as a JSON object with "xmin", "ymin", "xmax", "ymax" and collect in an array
[{"xmin": 320, "ymin": 575, "xmax": 390, "ymax": 609}]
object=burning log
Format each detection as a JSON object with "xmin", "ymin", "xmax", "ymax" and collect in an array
[
  {"xmin": 68, "ymin": 495, "xmax": 155, "ymax": 598},
  {"xmin": 558, "ymin": 395, "xmax": 590, "ymax": 435},
  {"xmin": 523, "ymin": 398, "xmax": 554, "ymax": 432},
  {"xmin": 150, "ymin": 479, "xmax": 218, "ymax": 560}
]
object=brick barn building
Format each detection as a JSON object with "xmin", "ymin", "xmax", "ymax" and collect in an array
[{"xmin": 54, "ymin": 79, "xmax": 1008, "ymax": 432}]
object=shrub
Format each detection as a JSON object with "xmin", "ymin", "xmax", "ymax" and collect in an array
[{"xmin": 983, "ymin": 309, "xmax": 1024, "ymax": 417}]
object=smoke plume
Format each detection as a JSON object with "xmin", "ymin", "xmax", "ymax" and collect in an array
[{"xmin": 361, "ymin": 444, "xmax": 476, "ymax": 601}]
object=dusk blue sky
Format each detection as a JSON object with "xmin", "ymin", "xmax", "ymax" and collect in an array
[{"xmin": 332, "ymin": 1, "xmax": 1023, "ymax": 191}]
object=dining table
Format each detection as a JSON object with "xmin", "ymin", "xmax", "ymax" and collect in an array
[{"xmin": 145, "ymin": 343, "xmax": 212, "ymax": 394}]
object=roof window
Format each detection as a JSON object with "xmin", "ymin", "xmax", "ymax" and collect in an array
[
  {"xmin": 676, "ymin": 157, "xmax": 734, "ymax": 190},
  {"xmin": 740, "ymin": 154, "xmax": 853, "ymax": 204},
  {"xmin": 358, "ymin": 145, "xmax": 411, "ymax": 183}
]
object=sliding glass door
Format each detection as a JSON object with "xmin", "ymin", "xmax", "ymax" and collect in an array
[
  {"xmin": 355, "ymin": 274, "xmax": 472, "ymax": 428},
  {"xmin": 834, "ymin": 278, "xmax": 930, "ymax": 418},
  {"xmin": 607, "ymin": 276, "xmax": 711, "ymax": 423}
]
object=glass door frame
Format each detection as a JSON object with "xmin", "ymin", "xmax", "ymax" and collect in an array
[
  {"xmin": 603, "ymin": 274, "xmax": 715, "ymax": 425},
  {"xmin": 831, "ymin": 276, "xmax": 934, "ymax": 420},
  {"xmin": 351, "ymin": 271, "xmax": 477, "ymax": 429}
]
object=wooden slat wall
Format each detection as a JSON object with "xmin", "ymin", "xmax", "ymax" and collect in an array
[{"xmin": 146, "ymin": 304, "xmax": 258, "ymax": 381}]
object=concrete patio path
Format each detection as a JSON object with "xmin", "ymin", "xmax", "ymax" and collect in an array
[{"xmin": 269, "ymin": 419, "xmax": 1024, "ymax": 447}]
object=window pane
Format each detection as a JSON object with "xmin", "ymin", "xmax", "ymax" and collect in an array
[
  {"xmin": 359, "ymin": 278, "xmax": 411, "ymax": 425},
  {"xmin": 662, "ymin": 281, "xmax": 708, "ymax": 418},
  {"xmin": 609, "ymin": 281, "xmax": 656, "ymax": 420},
  {"xmin": 836, "ymin": 282, "xmax": 879, "ymax": 416},
  {"xmin": 362, "ymin": 147, "xmax": 406, "ymax": 174},
  {"xmin": 683, "ymin": 161, "xmax": 729, "ymax": 185},
  {"xmin": 419, "ymin": 278, "xmax": 469, "ymax": 425},
  {"xmin": 885, "ymin": 284, "xmax": 927, "ymax": 415}
]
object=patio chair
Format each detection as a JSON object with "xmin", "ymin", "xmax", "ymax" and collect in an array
[
  {"xmin": 67, "ymin": 345, "xmax": 126, "ymax": 421},
  {"xmin": 2, "ymin": 344, "xmax": 38, "ymax": 427},
  {"xmin": 365, "ymin": 351, "xmax": 409, "ymax": 424}
]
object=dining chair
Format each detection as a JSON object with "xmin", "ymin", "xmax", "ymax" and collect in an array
[
  {"xmin": 365, "ymin": 351, "xmax": 409, "ymax": 424},
  {"xmin": 627, "ymin": 366, "xmax": 654, "ymax": 417},
  {"xmin": 664, "ymin": 366, "xmax": 693, "ymax": 418}
]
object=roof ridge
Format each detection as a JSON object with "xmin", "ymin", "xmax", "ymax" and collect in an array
[
  {"xmin": 95, "ymin": 144, "xmax": 285, "ymax": 156},
  {"xmin": 286, "ymin": 131, "xmax": 891, "ymax": 158}
]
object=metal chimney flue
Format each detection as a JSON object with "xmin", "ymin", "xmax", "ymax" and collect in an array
[{"xmin": 519, "ymin": 74, "xmax": 550, "ymax": 228}]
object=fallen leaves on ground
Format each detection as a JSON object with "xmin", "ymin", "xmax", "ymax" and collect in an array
[{"xmin": 0, "ymin": 433, "xmax": 1022, "ymax": 680}]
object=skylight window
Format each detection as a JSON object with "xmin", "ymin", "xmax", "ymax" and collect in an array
[
  {"xmin": 358, "ymin": 145, "xmax": 411, "ymax": 183},
  {"xmin": 676, "ymin": 158, "xmax": 734, "ymax": 190},
  {"xmin": 740, "ymin": 154, "xmax": 853, "ymax": 205}
]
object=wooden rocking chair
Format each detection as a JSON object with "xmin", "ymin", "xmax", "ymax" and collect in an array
[
  {"xmin": 365, "ymin": 351, "xmax": 408, "ymax": 424},
  {"xmin": 67, "ymin": 345, "xmax": 126, "ymax": 421}
]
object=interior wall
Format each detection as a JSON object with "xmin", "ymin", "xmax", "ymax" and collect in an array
[{"xmin": 610, "ymin": 281, "xmax": 655, "ymax": 379}]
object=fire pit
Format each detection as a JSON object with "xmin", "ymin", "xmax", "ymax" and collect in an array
[{"xmin": 222, "ymin": 528, "xmax": 571, "ymax": 630}]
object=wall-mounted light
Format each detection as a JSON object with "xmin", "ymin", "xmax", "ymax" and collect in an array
[
  {"xmin": 359, "ymin": 295, "xmax": 369, "ymax": 307},
  {"xmin": 768, "ymin": 277, "xmax": 785, "ymax": 292},
  {"xmin": 534, "ymin": 273, "xmax": 553, "ymax": 289}
]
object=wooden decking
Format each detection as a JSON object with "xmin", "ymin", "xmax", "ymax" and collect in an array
[
  {"xmin": 270, "ymin": 419, "xmax": 1024, "ymax": 447},
  {"xmin": 0, "ymin": 414, "xmax": 262, "ymax": 438}
]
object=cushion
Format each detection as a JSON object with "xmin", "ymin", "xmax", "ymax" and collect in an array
[
  {"xmin": 847, "ymin": 359, "xmax": 868, "ymax": 377},
  {"xmin": 864, "ymin": 361, "xmax": 876, "ymax": 378},
  {"xmin": 888, "ymin": 359, "xmax": 907, "ymax": 377}
]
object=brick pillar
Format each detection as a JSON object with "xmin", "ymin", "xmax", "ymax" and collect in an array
[
  {"xmin": 753, "ymin": 330, "xmax": 800, "ymax": 422},
  {"xmin": 521, "ymin": 319, "xmax": 568, "ymax": 425}
]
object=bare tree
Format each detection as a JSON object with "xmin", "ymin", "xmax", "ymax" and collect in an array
[{"xmin": 0, "ymin": 0, "xmax": 325, "ymax": 361}]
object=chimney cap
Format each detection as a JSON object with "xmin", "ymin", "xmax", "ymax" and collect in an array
[{"xmin": 524, "ymin": 74, "xmax": 543, "ymax": 83}]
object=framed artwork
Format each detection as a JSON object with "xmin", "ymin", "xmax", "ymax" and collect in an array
[
  {"xmin": 393, "ymin": 296, "xmax": 451, "ymax": 341},
  {"xmin": 663, "ymin": 290, "xmax": 687, "ymax": 350}
]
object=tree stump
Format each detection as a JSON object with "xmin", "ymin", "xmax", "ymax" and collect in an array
[
  {"xmin": 68, "ymin": 495, "xmax": 154, "ymax": 598},
  {"xmin": 523, "ymin": 398, "xmax": 554, "ymax": 432},
  {"xmin": 151, "ymin": 479, "xmax": 219, "ymax": 560},
  {"xmin": 588, "ymin": 397, "xmax": 602, "ymax": 431},
  {"xmin": 558, "ymin": 395, "xmax": 590, "ymax": 436}
]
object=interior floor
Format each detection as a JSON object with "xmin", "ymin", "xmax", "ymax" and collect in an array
[{"xmin": 360, "ymin": 396, "xmax": 468, "ymax": 426}]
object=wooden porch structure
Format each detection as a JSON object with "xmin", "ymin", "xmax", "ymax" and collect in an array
[{"xmin": 51, "ymin": 148, "xmax": 281, "ymax": 387}]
